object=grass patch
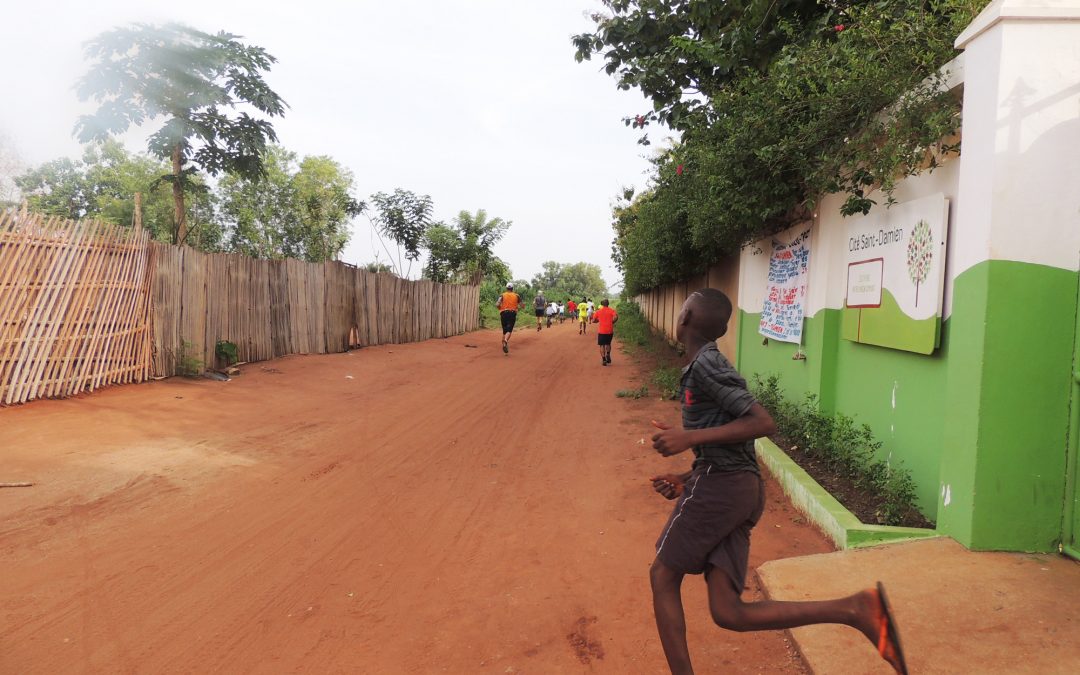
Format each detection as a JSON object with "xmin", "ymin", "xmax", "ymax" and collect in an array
[
  {"xmin": 613, "ymin": 300, "xmax": 685, "ymax": 400},
  {"xmin": 652, "ymin": 365, "xmax": 681, "ymax": 400},
  {"xmin": 615, "ymin": 385, "xmax": 650, "ymax": 399},
  {"xmin": 178, "ymin": 340, "xmax": 204, "ymax": 377},
  {"xmin": 479, "ymin": 302, "xmax": 501, "ymax": 329}
]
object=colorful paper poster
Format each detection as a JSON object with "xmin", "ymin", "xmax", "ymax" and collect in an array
[
  {"xmin": 759, "ymin": 228, "xmax": 811, "ymax": 344},
  {"xmin": 841, "ymin": 193, "xmax": 949, "ymax": 354}
]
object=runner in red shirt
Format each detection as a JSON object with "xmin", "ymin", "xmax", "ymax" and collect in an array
[{"xmin": 591, "ymin": 299, "xmax": 618, "ymax": 366}]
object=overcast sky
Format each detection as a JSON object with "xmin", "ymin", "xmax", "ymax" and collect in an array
[{"xmin": 0, "ymin": 0, "xmax": 667, "ymax": 292}]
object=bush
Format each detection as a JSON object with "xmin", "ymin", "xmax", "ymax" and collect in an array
[
  {"xmin": 750, "ymin": 373, "xmax": 922, "ymax": 526},
  {"xmin": 613, "ymin": 300, "xmax": 651, "ymax": 350},
  {"xmin": 215, "ymin": 340, "xmax": 238, "ymax": 367}
]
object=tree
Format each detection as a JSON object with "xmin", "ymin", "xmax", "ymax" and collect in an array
[
  {"xmin": 14, "ymin": 157, "xmax": 89, "ymax": 219},
  {"xmin": 368, "ymin": 189, "xmax": 434, "ymax": 277},
  {"xmin": 75, "ymin": 23, "xmax": 286, "ymax": 245},
  {"xmin": 363, "ymin": 260, "xmax": 394, "ymax": 274},
  {"xmin": 422, "ymin": 209, "xmax": 511, "ymax": 284},
  {"xmin": 14, "ymin": 140, "xmax": 223, "ymax": 249},
  {"xmin": 530, "ymin": 261, "xmax": 608, "ymax": 302},
  {"xmin": 293, "ymin": 156, "xmax": 363, "ymax": 262},
  {"xmin": 573, "ymin": 0, "xmax": 830, "ymax": 135},
  {"xmin": 907, "ymin": 220, "xmax": 933, "ymax": 306},
  {"xmin": 218, "ymin": 145, "xmax": 361, "ymax": 262}
]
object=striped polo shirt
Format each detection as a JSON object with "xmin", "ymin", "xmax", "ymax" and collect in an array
[{"xmin": 680, "ymin": 342, "xmax": 759, "ymax": 475}]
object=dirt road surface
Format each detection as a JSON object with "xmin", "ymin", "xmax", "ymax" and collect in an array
[{"xmin": 1, "ymin": 321, "xmax": 831, "ymax": 673}]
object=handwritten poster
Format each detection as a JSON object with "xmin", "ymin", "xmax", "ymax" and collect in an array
[{"xmin": 759, "ymin": 228, "xmax": 811, "ymax": 344}]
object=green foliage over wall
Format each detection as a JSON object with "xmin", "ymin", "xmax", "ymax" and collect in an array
[{"xmin": 579, "ymin": 0, "xmax": 988, "ymax": 295}]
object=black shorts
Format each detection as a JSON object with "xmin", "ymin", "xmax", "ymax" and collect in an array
[
  {"xmin": 597, "ymin": 333, "xmax": 613, "ymax": 346},
  {"xmin": 535, "ymin": 309, "xmax": 545, "ymax": 318},
  {"xmin": 500, "ymin": 310, "xmax": 517, "ymax": 333},
  {"xmin": 655, "ymin": 468, "xmax": 764, "ymax": 593}
]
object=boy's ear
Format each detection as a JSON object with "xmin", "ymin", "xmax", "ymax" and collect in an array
[{"xmin": 678, "ymin": 307, "xmax": 692, "ymax": 327}]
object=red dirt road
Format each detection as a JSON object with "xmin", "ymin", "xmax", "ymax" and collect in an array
[{"xmin": 1, "ymin": 322, "xmax": 831, "ymax": 673}]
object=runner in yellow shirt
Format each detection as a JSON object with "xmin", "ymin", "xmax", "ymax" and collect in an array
[{"xmin": 578, "ymin": 297, "xmax": 589, "ymax": 335}]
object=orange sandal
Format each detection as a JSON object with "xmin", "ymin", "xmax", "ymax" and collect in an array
[{"xmin": 876, "ymin": 582, "xmax": 909, "ymax": 674}]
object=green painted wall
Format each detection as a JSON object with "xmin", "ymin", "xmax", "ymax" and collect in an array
[
  {"xmin": 741, "ymin": 307, "xmax": 947, "ymax": 519},
  {"xmin": 831, "ymin": 318, "xmax": 950, "ymax": 520},
  {"xmin": 947, "ymin": 260, "xmax": 1076, "ymax": 551},
  {"xmin": 736, "ymin": 311, "xmax": 815, "ymax": 400},
  {"xmin": 739, "ymin": 260, "xmax": 1077, "ymax": 550}
]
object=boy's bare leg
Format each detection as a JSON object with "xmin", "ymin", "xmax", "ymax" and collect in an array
[
  {"xmin": 650, "ymin": 559, "xmax": 695, "ymax": 675},
  {"xmin": 705, "ymin": 567, "xmax": 895, "ymax": 666}
]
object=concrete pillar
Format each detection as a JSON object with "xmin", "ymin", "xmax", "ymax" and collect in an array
[{"xmin": 938, "ymin": 0, "xmax": 1080, "ymax": 550}]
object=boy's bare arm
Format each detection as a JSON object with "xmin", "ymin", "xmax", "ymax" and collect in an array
[{"xmin": 652, "ymin": 403, "xmax": 776, "ymax": 457}]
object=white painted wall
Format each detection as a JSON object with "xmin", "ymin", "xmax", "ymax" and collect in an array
[{"xmin": 739, "ymin": 155, "xmax": 961, "ymax": 318}]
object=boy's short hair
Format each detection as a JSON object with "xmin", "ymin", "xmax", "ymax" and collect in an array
[
  {"xmin": 691, "ymin": 288, "xmax": 733, "ymax": 340},
  {"xmin": 601, "ymin": 298, "xmax": 609, "ymax": 306}
]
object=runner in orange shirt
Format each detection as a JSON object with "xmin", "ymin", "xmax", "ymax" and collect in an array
[
  {"xmin": 496, "ymin": 283, "xmax": 522, "ymax": 355},
  {"xmin": 592, "ymin": 298, "xmax": 618, "ymax": 366}
]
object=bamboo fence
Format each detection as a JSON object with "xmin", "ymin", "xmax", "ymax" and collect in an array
[
  {"xmin": 0, "ymin": 214, "xmax": 481, "ymax": 405},
  {"xmin": 0, "ymin": 212, "xmax": 154, "ymax": 405},
  {"xmin": 150, "ymin": 243, "xmax": 481, "ymax": 377}
]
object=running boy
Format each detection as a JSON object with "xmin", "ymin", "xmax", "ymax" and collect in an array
[
  {"xmin": 592, "ymin": 299, "xmax": 618, "ymax": 365},
  {"xmin": 495, "ymin": 283, "xmax": 522, "ymax": 355},
  {"xmin": 648, "ymin": 288, "xmax": 907, "ymax": 675},
  {"xmin": 577, "ymin": 298, "xmax": 589, "ymax": 335}
]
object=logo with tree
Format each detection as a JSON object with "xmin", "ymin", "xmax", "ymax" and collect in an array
[{"xmin": 906, "ymin": 219, "xmax": 933, "ymax": 306}]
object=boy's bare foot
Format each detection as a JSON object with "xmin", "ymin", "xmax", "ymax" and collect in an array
[{"xmin": 852, "ymin": 585, "xmax": 908, "ymax": 674}]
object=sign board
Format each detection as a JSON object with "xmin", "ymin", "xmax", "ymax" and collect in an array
[
  {"xmin": 759, "ymin": 228, "xmax": 811, "ymax": 344},
  {"xmin": 840, "ymin": 193, "xmax": 949, "ymax": 354},
  {"xmin": 846, "ymin": 258, "xmax": 883, "ymax": 308}
]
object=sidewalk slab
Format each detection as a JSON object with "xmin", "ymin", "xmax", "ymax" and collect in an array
[{"xmin": 757, "ymin": 537, "xmax": 1080, "ymax": 674}]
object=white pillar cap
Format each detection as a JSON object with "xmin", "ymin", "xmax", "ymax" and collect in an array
[{"xmin": 955, "ymin": 0, "xmax": 1080, "ymax": 49}]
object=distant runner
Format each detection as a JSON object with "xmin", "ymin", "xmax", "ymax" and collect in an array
[
  {"xmin": 496, "ymin": 283, "xmax": 522, "ymax": 355},
  {"xmin": 533, "ymin": 291, "xmax": 547, "ymax": 332},
  {"xmin": 592, "ymin": 299, "xmax": 618, "ymax": 366},
  {"xmin": 577, "ymin": 298, "xmax": 588, "ymax": 335}
]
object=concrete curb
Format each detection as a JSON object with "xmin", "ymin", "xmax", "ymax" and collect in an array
[{"xmin": 755, "ymin": 437, "xmax": 938, "ymax": 549}]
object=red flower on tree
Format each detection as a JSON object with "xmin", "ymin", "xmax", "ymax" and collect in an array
[
  {"xmin": 835, "ymin": 24, "xmax": 845, "ymax": 32},
  {"xmin": 676, "ymin": 164, "xmax": 684, "ymax": 176}
]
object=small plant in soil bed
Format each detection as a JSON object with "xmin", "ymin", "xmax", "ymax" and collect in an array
[{"xmin": 751, "ymin": 373, "xmax": 934, "ymax": 529}]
